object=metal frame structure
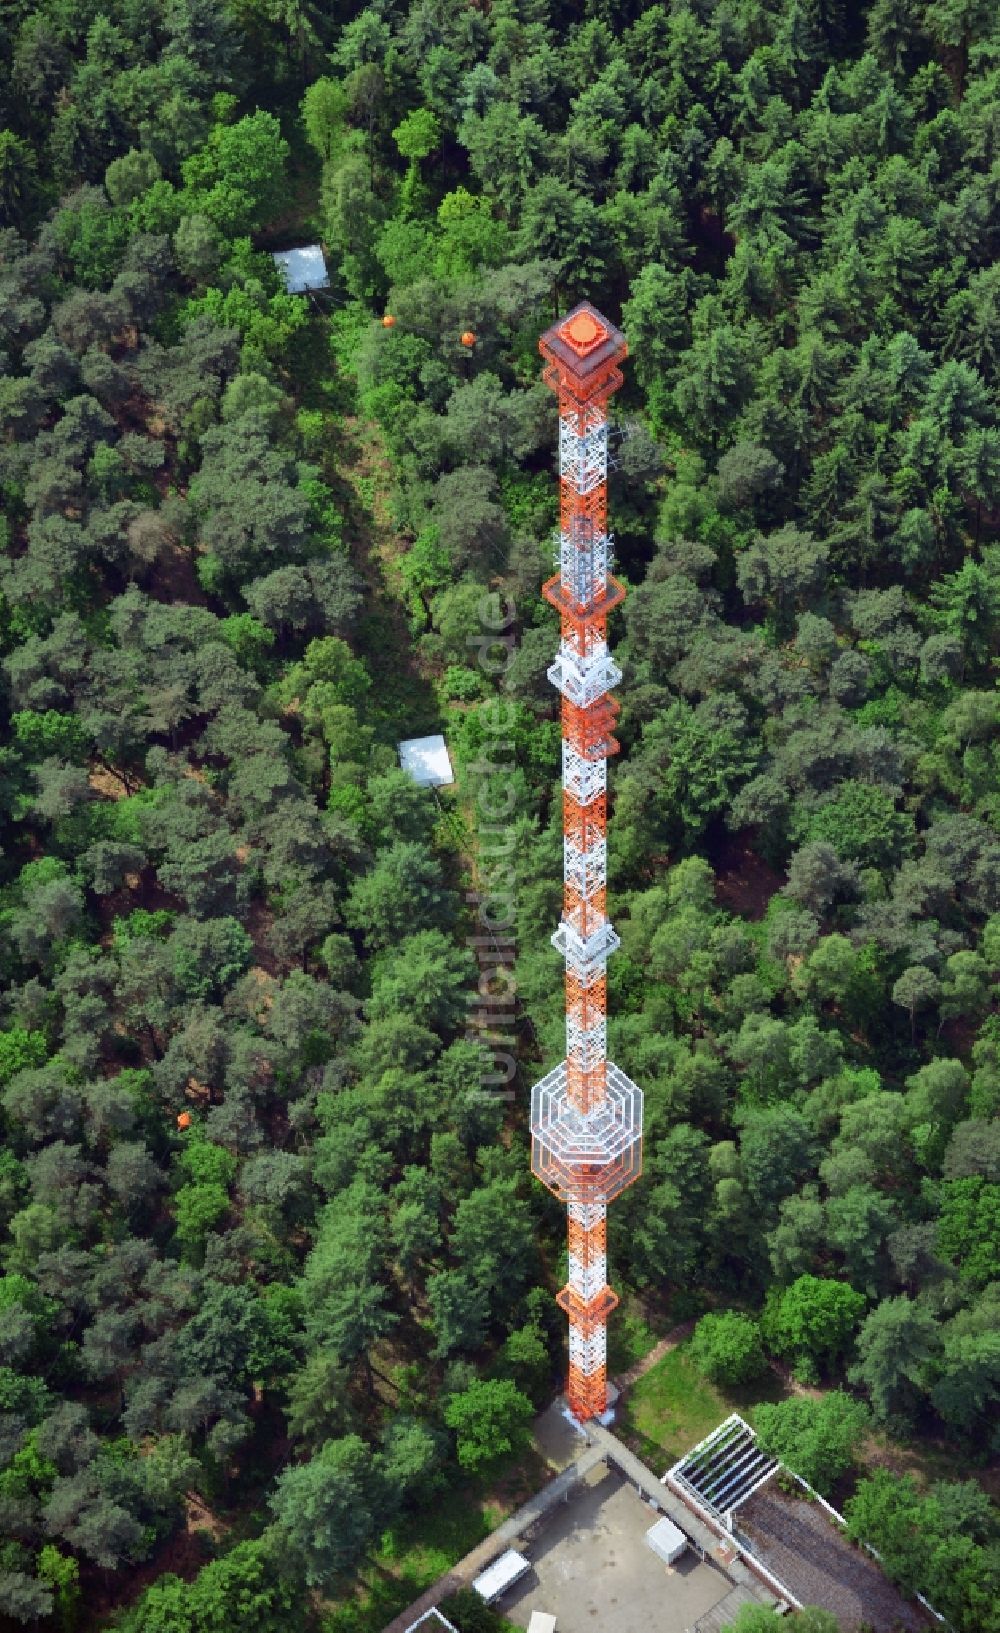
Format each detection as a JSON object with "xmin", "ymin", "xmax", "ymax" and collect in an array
[
  {"xmin": 667, "ymin": 1414, "xmax": 780, "ymax": 1531},
  {"xmin": 404, "ymin": 1612, "xmax": 461, "ymax": 1633},
  {"xmin": 530, "ymin": 304, "xmax": 643, "ymax": 1422}
]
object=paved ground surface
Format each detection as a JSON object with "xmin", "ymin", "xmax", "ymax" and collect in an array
[
  {"xmin": 532, "ymin": 1401, "xmax": 589, "ymax": 1472},
  {"xmin": 504, "ymin": 1467, "xmax": 735, "ymax": 1633},
  {"xmin": 587, "ymin": 1422, "xmax": 778, "ymax": 1604},
  {"xmin": 738, "ymin": 1487, "xmax": 937, "ymax": 1632}
]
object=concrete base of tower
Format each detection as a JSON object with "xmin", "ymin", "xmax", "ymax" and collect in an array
[{"xmin": 561, "ymin": 1381, "xmax": 620, "ymax": 1435}]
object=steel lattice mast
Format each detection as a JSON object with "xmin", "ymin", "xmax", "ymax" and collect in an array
[{"xmin": 530, "ymin": 304, "xmax": 644, "ymax": 1422}]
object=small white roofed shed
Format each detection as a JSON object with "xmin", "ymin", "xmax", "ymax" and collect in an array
[
  {"xmin": 398, "ymin": 733, "xmax": 454, "ymax": 788},
  {"xmin": 645, "ymin": 1515, "xmax": 687, "ymax": 1566},
  {"xmin": 472, "ymin": 1548, "xmax": 531, "ymax": 1603},
  {"xmin": 403, "ymin": 1612, "xmax": 459, "ymax": 1633},
  {"xmin": 271, "ymin": 244, "xmax": 329, "ymax": 293}
]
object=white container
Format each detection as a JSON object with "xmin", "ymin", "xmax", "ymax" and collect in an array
[
  {"xmin": 645, "ymin": 1515, "xmax": 687, "ymax": 1567},
  {"xmin": 472, "ymin": 1549, "xmax": 531, "ymax": 1603}
]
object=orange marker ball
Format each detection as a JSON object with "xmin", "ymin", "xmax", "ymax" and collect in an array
[
  {"xmin": 381, "ymin": 313, "xmax": 396, "ymax": 328},
  {"xmin": 460, "ymin": 330, "xmax": 476, "ymax": 347}
]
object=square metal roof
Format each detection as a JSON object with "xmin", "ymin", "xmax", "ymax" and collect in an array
[
  {"xmin": 539, "ymin": 301, "xmax": 627, "ymax": 379},
  {"xmin": 398, "ymin": 734, "xmax": 454, "ymax": 788},
  {"xmin": 473, "ymin": 1549, "xmax": 531, "ymax": 1602},
  {"xmin": 272, "ymin": 245, "xmax": 329, "ymax": 293}
]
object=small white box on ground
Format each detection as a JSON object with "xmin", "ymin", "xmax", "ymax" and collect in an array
[
  {"xmin": 472, "ymin": 1549, "xmax": 531, "ymax": 1603},
  {"xmin": 645, "ymin": 1514, "xmax": 687, "ymax": 1566},
  {"xmin": 271, "ymin": 245, "xmax": 329, "ymax": 293},
  {"xmin": 527, "ymin": 1614, "xmax": 557, "ymax": 1633},
  {"xmin": 398, "ymin": 733, "xmax": 454, "ymax": 787}
]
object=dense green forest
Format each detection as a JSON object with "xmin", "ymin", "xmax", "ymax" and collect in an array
[{"xmin": 4, "ymin": 0, "xmax": 1000, "ymax": 1629}]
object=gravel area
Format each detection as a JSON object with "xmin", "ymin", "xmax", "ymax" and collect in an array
[{"xmin": 738, "ymin": 1487, "xmax": 936, "ymax": 1633}]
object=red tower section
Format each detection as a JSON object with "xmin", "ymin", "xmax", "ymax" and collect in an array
[{"xmin": 530, "ymin": 305, "xmax": 643, "ymax": 1423}]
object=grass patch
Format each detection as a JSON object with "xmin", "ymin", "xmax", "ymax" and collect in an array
[
  {"xmin": 378, "ymin": 1489, "xmax": 500, "ymax": 1583},
  {"xmin": 618, "ymin": 1343, "xmax": 790, "ymax": 1468},
  {"xmin": 619, "ymin": 1345, "xmax": 728, "ymax": 1466}
]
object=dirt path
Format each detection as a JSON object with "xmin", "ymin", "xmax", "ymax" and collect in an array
[
  {"xmin": 612, "ymin": 1318, "xmax": 696, "ymax": 1393},
  {"xmin": 334, "ymin": 416, "xmax": 441, "ymax": 739}
]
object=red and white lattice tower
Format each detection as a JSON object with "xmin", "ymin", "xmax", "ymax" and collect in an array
[{"xmin": 530, "ymin": 304, "xmax": 643, "ymax": 1423}]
